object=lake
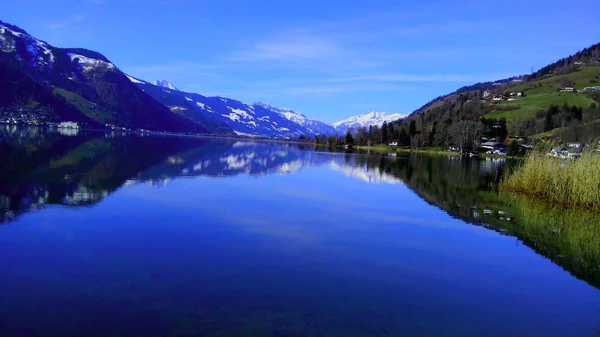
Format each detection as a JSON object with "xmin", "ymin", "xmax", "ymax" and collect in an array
[{"xmin": 1, "ymin": 127, "xmax": 599, "ymax": 336}]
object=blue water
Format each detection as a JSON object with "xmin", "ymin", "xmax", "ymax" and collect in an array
[{"xmin": 0, "ymin": 132, "xmax": 598, "ymax": 336}]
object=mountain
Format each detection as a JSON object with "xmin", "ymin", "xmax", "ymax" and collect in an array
[
  {"xmin": 252, "ymin": 102, "xmax": 338, "ymax": 135},
  {"xmin": 331, "ymin": 112, "xmax": 407, "ymax": 134},
  {"xmin": 130, "ymin": 77, "xmax": 332, "ymax": 138},
  {"xmin": 151, "ymin": 79, "xmax": 178, "ymax": 90},
  {"xmin": 408, "ymin": 42, "xmax": 600, "ymax": 126},
  {"xmin": 1, "ymin": 19, "xmax": 411, "ymax": 139},
  {"xmin": 0, "ymin": 20, "xmax": 205, "ymax": 133},
  {"xmin": 383, "ymin": 41, "xmax": 600, "ymax": 147}
]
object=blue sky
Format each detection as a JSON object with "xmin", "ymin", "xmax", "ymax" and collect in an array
[{"xmin": 3, "ymin": 0, "xmax": 600, "ymax": 122}]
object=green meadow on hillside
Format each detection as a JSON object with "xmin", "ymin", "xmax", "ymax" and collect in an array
[
  {"xmin": 53, "ymin": 88, "xmax": 113, "ymax": 122},
  {"xmin": 485, "ymin": 65, "xmax": 600, "ymax": 120}
]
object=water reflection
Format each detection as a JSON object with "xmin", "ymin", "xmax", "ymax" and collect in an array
[{"xmin": 1, "ymin": 129, "xmax": 600, "ymax": 290}]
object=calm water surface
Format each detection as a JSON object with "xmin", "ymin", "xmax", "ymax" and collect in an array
[{"xmin": 1, "ymin": 128, "xmax": 599, "ymax": 336}]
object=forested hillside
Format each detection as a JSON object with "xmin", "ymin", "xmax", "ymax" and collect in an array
[{"xmin": 325, "ymin": 42, "xmax": 600, "ymax": 150}]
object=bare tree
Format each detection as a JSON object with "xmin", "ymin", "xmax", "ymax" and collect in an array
[{"xmin": 450, "ymin": 120, "xmax": 482, "ymax": 152}]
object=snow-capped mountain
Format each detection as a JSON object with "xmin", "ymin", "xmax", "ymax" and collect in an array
[
  {"xmin": 1, "ymin": 19, "xmax": 405, "ymax": 138},
  {"xmin": 252, "ymin": 102, "xmax": 338, "ymax": 136},
  {"xmin": 331, "ymin": 112, "xmax": 407, "ymax": 134},
  {"xmin": 0, "ymin": 20, "xmax": 204, "ymax": 133},
  {"xmin": 151, "ymin": 79, "xmax": 178, "ymax": 90},
  {"xmin": 129, "ymin": 77, "xmax": 333, "ymax": 138}
]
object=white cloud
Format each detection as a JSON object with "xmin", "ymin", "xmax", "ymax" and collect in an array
[
  {"xmin": 228, "ymin": 34, "xmax": 342, "ymax": 62},
  {"xmin": 48, "ymin": 14, "xmax": 85, "ymax": 30}
]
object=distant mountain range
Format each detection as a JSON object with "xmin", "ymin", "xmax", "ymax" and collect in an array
[
  {"xmin": 331, "ymin": 112, "xmax": 407, "ymax": 134},
  {"xmin": 128, "ymin": 75, "xmax": 338, "ymax": 138},
  {"xmin": 0, "ymin": 19, "xmax": 406, "ymax": 138}
]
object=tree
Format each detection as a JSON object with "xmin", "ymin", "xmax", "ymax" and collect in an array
[
  {"xmin": 544, "ymin": 111, "xmax": 554, "ymax": 132},
  {"xmin": 409, "ymin": 120, "xmax": 417, "ymax": 138},
  {"xmin": 450, "ymin": 120, "xmax": 482, "ymax": 152},
  {"xmin": 507, "ymin": 141, "xmax": 521, "ymax": 156},
  {"xmin": 497, "ymin": 118, "xmax": 508, "ymax": 141},
  {"xmin": 381, "ymin": 121, "xmax": 389, "ymax": 144},
  {"xmin": 428, "ymin": 122, "xmax": 437, "ymax": 146},
  {"xmin": 398, "ymin": 128, "xmax": 410, "ymax": 146},
  {"xmin": 345, "ymin": 131, "xmax": 354, "ymax": 145},
  {"xmin": 388, "ymin": 122, "xmax": 397, "ymax": 143},
  {"xmin": 571, "ymin": 105, "xmax": 583, "ymax": 121}
]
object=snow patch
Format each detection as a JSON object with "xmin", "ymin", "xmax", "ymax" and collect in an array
[
  {"xmin": 68, "ymin": 52, "xmax": 115, "ymax": 72},
  {"xmin": 225, "ymin": 113, "xmax": 240, "ymax": 122},
  {"xmin": 126, "ymin": 75, "xmax": 145, "ymax": 84},
  {"xmin": 229, "ymin": 107, "xmax": 252, "ymax": 120},
  {"xmin": 234, "ymin": 131, "xmax": 259, "ymax": 137},
  {"xmin": 0, "ymin": 28, "xmax": 16, "ymax": 52}
]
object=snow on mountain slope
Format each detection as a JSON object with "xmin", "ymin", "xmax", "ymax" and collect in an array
[
  {"xmin": 331, "ymin": 112, "xmax": 407, "ymax": 133},
  {"xmin": 68, "ymin": 52, "xmax": 115, "ymax": 72},
  {"xmin": 128, "ymin": 77, "xmax": 333, "ymax": 138},
  {"xmin": 151, "ymin": 79, "xmax": 178, "ymax": 90},
  {"xmin": 0, "ymin": 20, "xmax": 203, "ymax": 133},
  {"xmin": 126, "ymin": 75, "xmax": 145, "ymax": 84},
  {"xmin": 252, "ymin": 102, "xmax": 338, "ymax": 135},
  {"xmin": 0, "ymin": 22, "xmax": 55, "ymax": 72}
]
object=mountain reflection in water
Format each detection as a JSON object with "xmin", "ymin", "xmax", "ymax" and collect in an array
[{"xmin": 1, "ymin": 128, "xmax": 599, "ymax": 291}]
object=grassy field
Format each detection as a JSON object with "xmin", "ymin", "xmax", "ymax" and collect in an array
[
  {"xmin": 485, "ymin": 65, "xmax": 600, "ymax": 120},
  {"xmin": 501, "ymin": 149, "xmax": 600, "ymax": 211},
  {"xmin": 486, "ymin": 92, "xmax": 594, "ymax": 120},
  {"xmin": 53, "ymin": 88, "xmax": 113, "ymax": 122},
  {"xmin": 354, "ymin": 145, "xmax": 457, "ymax": 156}
]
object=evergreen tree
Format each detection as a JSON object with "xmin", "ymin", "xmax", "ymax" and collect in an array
[
  {"xmin": 409, "ymin": 120, "xmax": 417, "ymax": 138},
  {"xmin": 382, "ymin": 121, "xmax": 389, "ymax": 144},
  {"xmin": 428, "ymin": 122, "xmax": 437, "ymax": 146},
  {"xmin": 544, "ymin": 112, "xmax": 553, "ymax": 132},
  {"xmin": 399, "ymin": 128, "xmax": 409, "ymax": 146},
  {"xmin": 497, "ymin": 118, "xmax": 508, "ymax": 141},
  {"xmin": 345, "ymin": 131, "xmax": 354, "ymax": 145}
]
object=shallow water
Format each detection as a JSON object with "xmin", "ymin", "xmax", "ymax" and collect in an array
[{"xmin": 1, "ymin": 129, "xmax": 599, "ymax": 336}]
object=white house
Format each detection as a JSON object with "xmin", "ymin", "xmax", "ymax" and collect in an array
[
  {"xmin": 549, "ymin": 146, "xmax": 568, "ymax": 158},
  {"xmin": 482, "ymin": 90, "xmax": 492, "ymax": 98},
  {"xmin": 559, "ymin": 87, "xmax": 575, "ymax": 92},
  {"xmin": 492, "ymin": 95, "xmax": 505, "ymax": 101},
  {"xmin": 480, "ymin": 141, "xmax": 498, "ymax": 150}
]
